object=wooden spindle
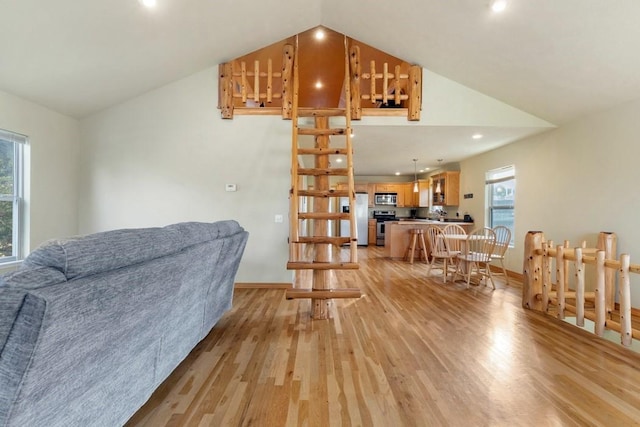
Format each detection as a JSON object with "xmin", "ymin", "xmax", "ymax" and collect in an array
[
  {"xmin": 394, "ymin": 65, "xmax": 401, "ymax": 106},
  {"xmin": 370, "ymin": 60, "xmax": 376, "ymax": 105},
  {"xmin": 575, "ymin": 247, "xmax": 585, "ymax": 327},
  {"xmin": 267, "ymin": 58, "xmax": 273, "ymax": 103},
  {"xmin": 556, "ymin": 245, "xmax": 565, "ymax": 320},
  {"xmin": 382, "ymin": 62, "xmax": 388, "ymax": 104},
  {"xmin": 254, "ymin": 60, "xmax": 260, "ymax": 103},
  {"xmin": 619, "ymin": 254, "xmax": 632, "ymax": 346},
  {"xmin": 241, "ymin": 61, "xmax": 247, "ymax": 103},
  {"xmin": 542, "ymin": 241, "xmax": 550, "ymax": 312},
  {"xmin": 563, "ymin": 240, "xmax": 570, "ymax": 291},
  {"xmin": 597, "ymin": 232, "xmax": 617, "ymax": 316},
  {"xmin": 594, "ymin": 250, "xmax": 606, "ymax": 337}
]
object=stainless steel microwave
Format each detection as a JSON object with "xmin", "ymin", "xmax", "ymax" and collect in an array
[{"xmin": 374, "ymin": 193, "xmax": 397, "ymax": 206}]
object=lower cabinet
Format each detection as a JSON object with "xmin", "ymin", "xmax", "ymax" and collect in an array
[{"xmin": 368, "ymin": 219, "xmax": 377, "ymax": 245}]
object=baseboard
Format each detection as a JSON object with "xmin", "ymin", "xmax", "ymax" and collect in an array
[
  {"xmin": 488, "ymin": 265, "xmax": 523, "ymax": 283},
  {"xmin": 234, "ymin": 282, "xmax": 292, "ymax": 289}
]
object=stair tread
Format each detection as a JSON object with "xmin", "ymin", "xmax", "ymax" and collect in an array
[
  {"xmin": 297, "ymin": 148, "xmax": 349, "ymax": 155},
  {"xmin": 285, "ymin": 288, "xmax": 362, "ymax": 299},
  {"xmin": 287, "ymin": 261, "xmax": 359, "ymax": 270},
  {"xmin": 297, "ymin": 190, "xmax": 349, "ymax": 197},
  {"xmin": 297, "ymin": 212, "xmax": 350, "ymax": 219},
  {"xmin": 297, "ymin": 107, "xmax": 347, "ymax": 117},
  {"xmin": 298, "ymin": 168, "xmax": 349, "ymax": 176},
  {"xmin": 294, "ymin": 236, "xmax": 352, "ymax": 244},
  {"xmin": 297, "ymin": 128, "xmax": 347, "ymax": 136}
]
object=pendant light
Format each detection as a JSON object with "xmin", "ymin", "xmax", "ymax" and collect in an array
[
  {"xmin": 435, "ymin": 159, "xmax": 443, "ymax": 193},
  {"xmin": 412, "ymin": 158, "xmax": 419, "ymax": 193}
]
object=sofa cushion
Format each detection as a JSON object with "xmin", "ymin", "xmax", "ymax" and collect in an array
[
  {"xmin": 165, "ymin": 220, "xmax": 242, "ymax": 242},
  {"xmin": 22, "ymin": 221, "xmax": 244, "ymax": 280},
  {"xmin": 23, "ymin": 221, "xmax": 242, "ymax": 280},
  {"xmin": 1, "ymin": 267, "xmax": 67, "ymax": 290}
]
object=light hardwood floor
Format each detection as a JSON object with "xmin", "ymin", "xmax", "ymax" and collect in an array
[{"xmin": 126, "ymin": 246, "xmax": 640, "ymax": 426}]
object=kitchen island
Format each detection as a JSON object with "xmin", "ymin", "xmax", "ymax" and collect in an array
[{"xmin": 384, "ymin": 220, "xmax": 475, "ymax": 259}]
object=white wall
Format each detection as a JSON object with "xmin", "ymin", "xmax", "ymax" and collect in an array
[
  {"xmin": 79, "ymin": 68, "xmax": 292, "ymax": 283},
  {"xmin": 458, "ymin": 97, "xmax": 640, "ymax": 305},
  {"xmin": 0, "ymin": 89, "xmax": 79, "ymax": 259}
]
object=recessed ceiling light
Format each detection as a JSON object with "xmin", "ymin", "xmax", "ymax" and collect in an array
[
  {"xmin": 472, "ymin": 133, "xmax": 483, "ymax": 139},
  {"xmin": 315, "ymin": 28, "xmax": 325, "ymax": 40},
  {"xmin": 315, "ymin": 81, "xmax": 323, "ymax": 89},
  {"xmin": 395, "ymin": 172, "xmax": 400, "ymax": 176},
  {"xmin": 139, "ymin": 0, "xmax": 157, "ymax": 8},
  {"xmin": 490, "ymin": 0, "xmax": 507, "ymax": 13},
  {"xmin": 336, "ymin": 158, "xmax": 343, "ymax": 163}
]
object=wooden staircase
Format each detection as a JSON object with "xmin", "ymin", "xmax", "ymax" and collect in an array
[{"xmin": 286, "ymin": 37, "xmax": 362, "ymax": 318}]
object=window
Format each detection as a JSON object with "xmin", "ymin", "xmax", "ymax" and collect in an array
[
  {"xmin": 486, "ymin": 165, "xmax": 515, "ymax": 246},
  {"xmin": 0, "ymin": 128, "xmax": 25, "ymax": 263}
]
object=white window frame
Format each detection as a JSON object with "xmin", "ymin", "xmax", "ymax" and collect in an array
[
  {"xmin": 485, "ymin": 165, "xmax": 515, "ymax": 247},
  {"xmin": 0, "ymin": 128, "xmax": 26, "ymax": 264}
]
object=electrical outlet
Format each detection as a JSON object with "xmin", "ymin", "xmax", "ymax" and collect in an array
[{"xmin": 274, "ymin": 214, "xmax": 284, "ymax": 223}]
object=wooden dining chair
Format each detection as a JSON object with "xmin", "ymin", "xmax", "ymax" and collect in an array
[
  {"xmin": 425, "ymin": 226, "xmax": 457, "ymax": 283},
  {"xmin": 453, "ymin": 227, "xmax": 497, "ymax": 289},
  {"xmin": 443, "ymin": 224, "xmax": 466, "ymax": 255},
  {"xmin": 490, "ymin": 226, "xmax": 511, "ymax": 285}
]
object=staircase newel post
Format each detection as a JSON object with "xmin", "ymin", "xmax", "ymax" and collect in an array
[{"xmin": 522, "ymin": 231, "xmax": 544, "ymax": 310}]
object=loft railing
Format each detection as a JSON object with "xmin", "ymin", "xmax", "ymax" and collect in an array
[
  {"xmin": 522, "ymin": 230, "xmax": 640, "ymax": 347},
  {"xmin": 218, "ymin": 43, "xmax": 422, "ymax": 121}
]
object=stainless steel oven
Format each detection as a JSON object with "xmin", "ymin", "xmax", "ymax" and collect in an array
[{"xmin": 373, "ymin": 210, "xmax": 397, "ymax": 246}]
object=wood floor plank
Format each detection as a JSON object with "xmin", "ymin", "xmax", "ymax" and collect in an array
[{"xmin": 127, "ymin": 246, "xmax": 640, "ymax": 426}]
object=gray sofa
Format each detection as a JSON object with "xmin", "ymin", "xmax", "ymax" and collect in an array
[{"xmin": 0, "ymin": 220, "xmax": 248, "ymax": 426}]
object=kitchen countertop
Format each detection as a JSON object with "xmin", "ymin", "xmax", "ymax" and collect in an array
[
  {"xmin": 389, "ymin": 219, "xmax": 473, "ymax": 225},
  {"xmin": 383, "ymin": 220, "xmax": 475, "ymax": 258}
]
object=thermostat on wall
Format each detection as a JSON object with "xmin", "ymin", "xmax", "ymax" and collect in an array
[{"xmin": 225, "ymin": 184, "xmax": 237, "ymax": 192}]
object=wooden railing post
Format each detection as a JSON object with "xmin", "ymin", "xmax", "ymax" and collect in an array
[
  {"xmin": 596, "ymin": 232, "xmax": 617, "ymax": 316},
  {"xmin": 575, "ymin": 247, "xmax": 585, "ymax": 326},
  {"xmin": 349, "ymin": 45, "xmax": 362, "ymax": 120},
  {"xmin": 619, "ymin": 253, "xmax": 632, "ymax": 346},
  {"xmin": 542, "ymin": 241, "xmax": 551, "ymax": 312},
  {"xmin": 556, "ymin": 245, "xmax": 565, "ymax": 319},
  {"xmin": 594, "ymin": 250, "xmax": 606, "ymax": 337},
  {"xmin": 523, "ymin": 231, "xmax": 544, "ymax": 310},
  {"xmin": 219, "ymin": 63, "xmax": 234, "ymax": 119},
  {"xmin": 407, "ymin": 65, "xmax": 422, "ymax": 121},
  {"xmin": 281, "ymin": 44, "xmax": 294, "ymax": 119}
]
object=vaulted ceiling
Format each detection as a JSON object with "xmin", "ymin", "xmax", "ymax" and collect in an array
[{"xmin": 2, "ymin": 1, "xmax": 640, "ymax": 175}]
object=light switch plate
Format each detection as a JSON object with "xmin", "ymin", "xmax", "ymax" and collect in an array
[{"xmin": 225, "ymin": 184, "xmax": 237, "ymax": 192}]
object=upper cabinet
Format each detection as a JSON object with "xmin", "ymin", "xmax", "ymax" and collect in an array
[
  {"xmin": 417, "ymin": 179, "xmax": 430, "ymax": 207},
  {"xmin": 431, "ymin": 171, "xmax": 460, "ymax": 206}
]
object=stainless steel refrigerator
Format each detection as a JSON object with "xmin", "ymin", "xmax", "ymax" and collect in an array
[{"xmin": 339, "ymin": 193, "xmax": 369, "ymax": 245}]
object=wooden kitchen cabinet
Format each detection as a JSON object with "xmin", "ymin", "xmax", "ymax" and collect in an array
[
  {"xmin": 431, "ymin": 171, "xmax": 460, "ymax": 206},
  {"xmin": 375, "ymin": 183, "xmax": 397, "ymax": 193},
  {"xmin": 399, "ymin": 182, "xmax": 417, "ymax": 207},
  {"xmin": 367, "ymin": 184, "xmax": 375, "ymax": 207},
  {"xmin": 368, "ymin": 219, "xmax": 377, "ymax": 245},
  {"xmin": 354, "ymin": 183, "xmax": 368, "ymax": 193},
  {"xmin": 418, "ymin": 179, "xmax": 430, "ymax": 207}
]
